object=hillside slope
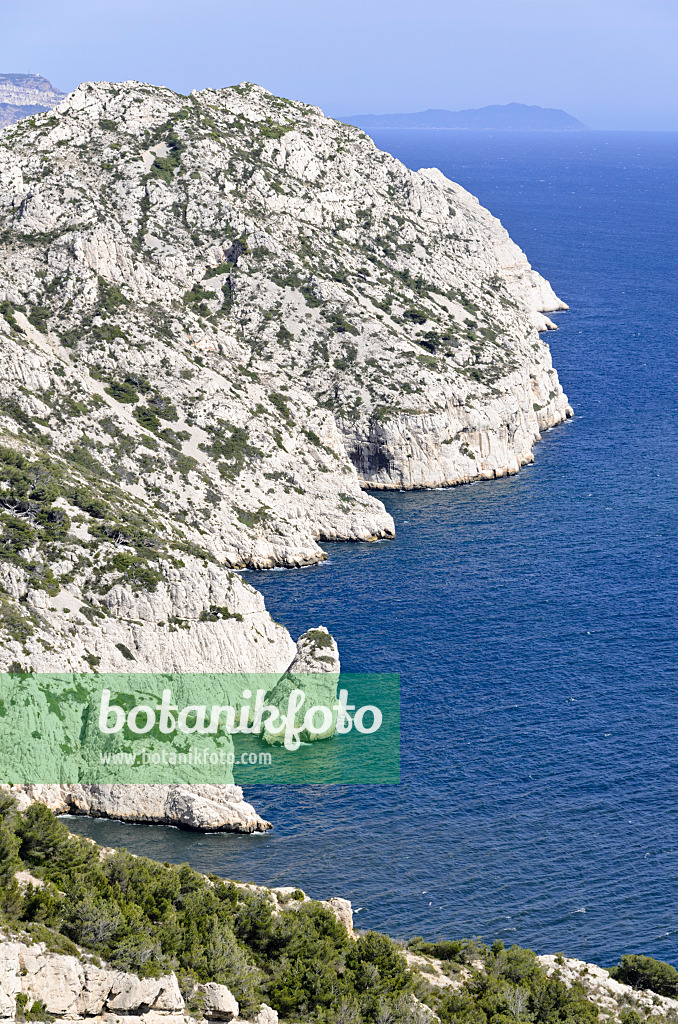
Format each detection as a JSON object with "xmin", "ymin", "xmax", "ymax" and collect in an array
[
  {"xmin": 0, "ymin": 810, "xmax": 674, "ymax": 1024},
  {"xmin": 0, "ymin": 79, "xmax": 571, "ymax": 675}
]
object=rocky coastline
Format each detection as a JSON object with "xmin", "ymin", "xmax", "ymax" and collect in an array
[{"xmin": 0, "ymin": 78, "xmax": 571, "ymax": 828}]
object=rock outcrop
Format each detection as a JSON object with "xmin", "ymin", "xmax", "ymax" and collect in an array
[
  {"xmin": 405, "ymin": 948, "xmax": 678, "ymax": 1021},
  {"xmin": 0, "ymin": 77, "xmax": 570, "ymax": 670},
  {"xmin": 0, "ymin": 937, "xmax": 189, "ymax": 1022},
  {"xmin": 3, "ymin": 783, "xmax": 271, "ymax": 832},
  {"xmin": 0, "ymin": 934, "xmax": 256, "ymax": 1022},
  {"xmin": 538, "ymin": 954, "xmax": 678, "ymax": 1020}
]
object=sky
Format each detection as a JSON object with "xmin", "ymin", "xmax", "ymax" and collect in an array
[{"xmin": 2, "ymin": 0, "xmax": 678, "ymax": 130}]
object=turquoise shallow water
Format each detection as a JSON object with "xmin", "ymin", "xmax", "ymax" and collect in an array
[{"xmin": 68, "ymin": 131, "xmax": 678, "ymax": 966}]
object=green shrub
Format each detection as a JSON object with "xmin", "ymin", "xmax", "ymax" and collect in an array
[
  {"xmin": 268, "ymin": 392, "xmax": 293, "ymax": 425},
  {"xmin": 0, "ymin": 301, "xmax": 23, "ymax": 334},
  {"xmin": 105, "ymin": 381, "xmax": 139, "ymax": 404},
  {"xmin": 199, "ymin": 606, "xmax": 243, "ymax": 623},
  {"xmin": 115, "ymin": 642, "xmax": 135, "ymax": 661},
  {"xmin": 150, "ymin": 132, "xmax": 183, "ymax": 183},
  {"xmin": 97, "ymin": 278, "xmax": 127, "ymax": 312},
  {"xmin": 403, "ymin": 308, "xmax": 428, "ymax": 324},
  {"xmin": 134, "ymin": 406, "xmax": 161, "ymax": 433},
  {"xmin": 611, "ymin": 954, "xmax": 678, "ymax": 996},
  {"xmin": 27, "ymin": 307, "xmax": 50, "ymax": 330},
  {"xmin": 107, "ymin": 552, "xmax": 163, "ymax": 593},
  {"xmin": 409, "ymin": 937, "xmax": 464, "ymax": 961}
]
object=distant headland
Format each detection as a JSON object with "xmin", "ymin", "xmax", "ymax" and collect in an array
[
  {"xmin": 341, "ymin": 102, "xmax": 587, "ymax": 131},
  {"xmin": 0, "ymin": 72, "xmax": 65, "ymax": 127}
]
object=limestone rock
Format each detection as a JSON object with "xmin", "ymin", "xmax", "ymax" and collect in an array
[
  {"xmin": 0, "ymin": 74, "xmax": 65, "ymax": 128},
  {"xmin": 107, "ymin": 973, "xmax": 183, "ymax": 1012},
  {"xmin": 4, "ymin": 783, "xmax": 271, "ymax": 832},
  {"xmin": 326, "ymin": 897, "xmax": 354, "ymax": 936},
  {"xmin": 253, "ymin": 1004, "xmax": 278, "ymax": 1024},
  {"xmin": 538, "ymin": 954, "xmax": 678, "ymax": 1018},
  {"xmin": 200, "ymin": 982, "xmax": 239, "ymax": 1020},
  {"xmin": 0, "ymin": 77, "xmax": 572, "ymax": 827},
  {"xmin": 263, "ymin": 626, "xmax": 340, "ymax": 745},
  {"xmin": 0, "ymin": 77, "xmax": 570, "ymax": 673},
  {"xmin": 0, "ymin": 936, "xmax": 185, "ymax": 1021}
]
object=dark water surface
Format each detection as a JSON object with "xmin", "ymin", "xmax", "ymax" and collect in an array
[{"xmin": 69, "ymin": 132, "xmax": 678, "ymax": 966}]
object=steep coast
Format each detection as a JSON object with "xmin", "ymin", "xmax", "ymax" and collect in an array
[{"xmin": 0, "ymin": 79, "xmax": 571, "ymax": 825}]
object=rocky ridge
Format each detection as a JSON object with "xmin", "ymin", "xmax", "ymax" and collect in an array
[
  {"xmin": 3, "ymin": 784, "xmax": 270, "ymax": 833},
  {"xmin": 406, "ymin": 948, "xmax": 678, "ymax": 1022},
  {"xmin": 0, "ymin": 841, "xmax": 353, "ymax": 1024},
  {"xmin": 0, "ymin": 624, "xmax": 340, "ymax": 831}
]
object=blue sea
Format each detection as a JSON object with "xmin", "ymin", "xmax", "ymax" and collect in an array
[{"xmin": 68, "ymin": 131, "xmax": 678, "ymax": 967}]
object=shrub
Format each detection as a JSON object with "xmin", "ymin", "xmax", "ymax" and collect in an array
[
  {"xmin": 403, "ymin": 308, "xmax": 428, "ymax": 324},
  {"xmin": 115, "ymin": 642, "xmax": 135, "ymax": 661},
  {"xmin": 105, "ymin": 381, "xmax": 139, "ymax": 404},
  {"xmin": 409, "ymin": 938, "xmax": 464, "ymax": 961},
  {"xmin": 612, "ymin": 954, "xmax": 678, "ymax": 996},
  {"xmin": 199, "ymin": 606, "xmax": 243, "ymax": 623},
  {"xmin": 134, "ymin": 406, "xmax": 161, "ymax": 433},
  {"xmin": 28, "ymin": 307, "xmax": 50, "ymax": 330}
]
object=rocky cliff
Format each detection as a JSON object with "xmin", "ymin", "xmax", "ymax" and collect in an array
[
  {"xmin": 0, "ymin": 76, "xmax": 65, "ymax": 129},
  {"xmin": 0, "ymin": 78, "xmax": 571, "ymax": 823},
  {"xmin": 0, "ymin": 932, "xmax": 277, "ymax": 1024}
]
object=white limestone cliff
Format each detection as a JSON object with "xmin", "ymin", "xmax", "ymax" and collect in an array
[{"xmin": 0, "ymin": 78, "xmax": 572, "ymax": 827}]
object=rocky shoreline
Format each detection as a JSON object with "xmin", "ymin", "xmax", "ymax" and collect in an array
[{"xmin": 2, "ymin": 785, "xmax": 271, "ymax": 834}]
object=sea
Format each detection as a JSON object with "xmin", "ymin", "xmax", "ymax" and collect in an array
[{"xmin": 68, "ymin": 130, "xmax": 678, "ymax": 968}]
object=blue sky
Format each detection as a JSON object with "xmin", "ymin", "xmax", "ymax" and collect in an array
[{"xmin": 2, "ymin": 0, "xmax": 677, "ymax": 130}]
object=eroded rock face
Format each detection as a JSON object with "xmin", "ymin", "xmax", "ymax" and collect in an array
[
  {"xmin": 4, "ymin": 783, "xmax": 271, "ymax": 832},
  {"xmin": 0, "ymin": 938, "xmax": 185, "ymax": 1021},
  {"xmin": 326, "ymin": 897, "xmax": 354, "ymax": 936},
  {"xmin": 538, "ymin": 955, "xmax": 678, "ymax": 1019},
  {"xmin": 0, "ymin": 78, "xmax": 569, "ymax": 672},
  {"xmin": 0, "ymin": 75, "xmax": 65, "ymax": 129},
  {"xmin": 200, "ymin": 982, "xmax": 239, "ymax": 1020},
  {"xmin": 263, "ymin": 626, "xmax": 340, "ymax": 745}
]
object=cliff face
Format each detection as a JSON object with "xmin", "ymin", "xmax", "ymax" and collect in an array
[
  {"xmin": 0, "ymin": 79, "xmax": 570, "ymax": 821},
  {"xmin": 0, "ymin": 75, "xmax": 65, "ymax": 129}
]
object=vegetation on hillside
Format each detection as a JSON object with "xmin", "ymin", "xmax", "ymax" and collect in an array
[{"xmin": 0, "ymin": 800, "xmax": 673, "ymax": 1023}]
